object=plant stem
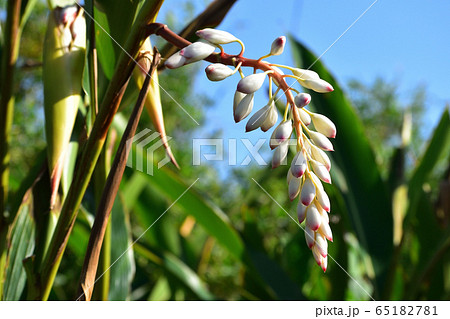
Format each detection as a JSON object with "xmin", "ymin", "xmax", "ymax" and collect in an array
[
  {"xmin": 0, "ymin": 0, "xmax": 22, "ymax": 299},
  {"xmin": 37, "ymin": 0, "xmax": 164, "ymax": 300},
  {"xmin": 0, "ymin": 0, "xmax": 22, "ymax": 228},
  {"xmin": 77, "ymin": 51, "xmax": 159, "ymax": 301}
]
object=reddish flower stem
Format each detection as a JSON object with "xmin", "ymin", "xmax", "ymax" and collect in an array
[
  {"xmin": 147, "ymin": 23, "xmax": 297, "ymax": 108},
  {"xmin": 147, "ymin": 23, "xmax": 302, "ymax": 144}
]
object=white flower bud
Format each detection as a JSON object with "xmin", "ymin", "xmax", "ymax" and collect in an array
[
  {"xmin": 245, "ymin": 105, "xmax": 269, "ymax": 132},
  {"xmin": 205, "ymin": 63, "xmax": 233, "ymax": 81},
  {"xmin": 311, "ymin": 160, "xmax": 331, "ymax": 184},
  {"xmin": 300, "ymin": 78, "xmax": 334, "ymax": 93},
  {"xmin": 288, "ymin": 176, "xmax": 302, "ymax": 201},
  {"xmin": 315, "ymin": 233, "xmax": 328, "ymax": 258},
  {"xmin": 234, "ymin": 93, "xmax": 254, "ymax": 123},
  {"xmin": 260, "ymin": 104, "xmax": 278, "ymax": 132},
  {"xmin": 300, "ymin": 175, "xmax": 316, "ymax": 206},
  {"xmin": 321, "ymin": 255, "xmax": 328, "ymax": 272},
  {"xmin": 309, "ymin": 171, "xmax": 324, "ymax": 191},
  {"xmin": 270, "ymin": 36, "xmax": 286, "ymax": 56},
  {"xmin": 180, "ymin": 40, "xmax": 216, "ymax": 63},
  {"xmin": 299, "ymin": 108, "xmax": 311, "ymax": 126},
  {"xmin": 319, "ymin": 221, "xmax": 333, "ymax": 242},
  {"xmin": 292, "ymin": 68, "xmax": 320, "ymax": 80},
  {"xmin": 291, "ymin": 150, "xmax": 307, "ymax": 178},
  {"xmin": 294, "ymin": 93, "xmax": 311, "ymax": 108},
  {"xmin": 196, "ymin": 28, "xmax": 238, "ymax": 45},
  {"xmin": 287, "ymin": 168, "xmax": 293, "ymax": 185},
  {"xmin": 237, "ymin": 72, "xmax": 267, "ymax": 94},
  {"xmin": 312, "ymin": 245, "xmax": 323, "ymax": 266},
  {"xmin": 316, "ymin": 187, "xmax": 331, "ymax": 212},
  {"xmin": 319, "ymin": 205, "xmax": 329, "ymax": 224},
  {"xmin": 297, "ymin": 201, "xmax": 307, "ymax": 223},
  {"xmin": 233, "ymin": 91, "xmax": 246, "ymax": 113},
  {"xmin": 309, "ymin": 130, "xmax": 334, "ymax": 151},
  {"xmin": 305, "ymin": 226, "xmax": 315, "ymax": 249},
  {"xmin": 270, "ymin": 120, "xmax": 292, "ymax": 149},
  {"xmin": 165, "ymin": 51, "xmax": 187, "ymax": 69},
  {"xmin": 310, "ymin": 144, "xmax": 331, "ymax": 171},
  {"xmin": 272, "ymin": 140, "xmax": 289, "ymax": 169},
  {"xmin": 311, "ymin": 113, "xmax": 337, "ymax": 138},
  {"xmin": 306, "ymin": 203, "xmax": 321, "ymax": 231}
]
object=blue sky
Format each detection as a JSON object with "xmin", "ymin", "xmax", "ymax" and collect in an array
[{"xmin": 158, "ymin": 0, "xmax": 450, "ymax": 174}]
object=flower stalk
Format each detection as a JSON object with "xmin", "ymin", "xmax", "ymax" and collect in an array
[{"xmin": 159, "ymin": 26, "xmax": 336, "ymax": 270}]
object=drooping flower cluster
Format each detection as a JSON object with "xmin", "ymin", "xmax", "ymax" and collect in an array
[{"xmin": 165, "ymin": 29, "xmax": 336, "ymax": 271}]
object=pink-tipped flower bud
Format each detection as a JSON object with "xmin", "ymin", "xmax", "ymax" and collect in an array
[
  {"xmin": 288, "ymin": 176, "xmax": 302, "ymax": 201},
  {"xmin": 316, "ymin": 187, "xmax": 331, "ymax": 212},
  {"xmin": 234, "ymin": 93, "xmax": 254, "ymax": 123},
  {"xmin": 299, "ymin": 108, "xmax": 311, "ymax": 126},
  {"xmin": 165, "ymin": 51, "xmax": 187, "ymax": 69},
  {"xmin": 300, "ymin": 78, "xmax": 334, "ymax": 93},
  {"xmin": 237, "ymin": 72, "xmax": 267, "ymax": 94},
  {"xmin": 270, "ymin": 120, "xmax": 292, "ymax": 149},
  {"xmin": 311, "ymin": 160, "xmax": 332, "ymax": 184},
  {"xmin": 180, "ymin": 40, "xmax": 216, "ymax": 63},
  {"xmin": 310, "ymin": 144, "xmax": 331, "ymax": 171},
  {"xmin": 305, "ymin": 226, "xmax": 315, "ymax": 249},
  {"xmin": 272, "ymin": 140, "xmax": 289, "ymax": 169},
  {"xmin": 196, "ymin": 28, "xmax": 238, "ymax": 45},
  {"xmin": 300, "ymin": 175, "xmax": 316, "ymax": 206},
  {"xmin": 311, "ymin": 113, "xmax": 337, "ymax": 138},
  {"xmin": 319, "ymin": 206, "xmax": 329, "ymax": 224},
  {"xmin": 309, "ymin": 171, "xmax": 324, "ymax": 192},
  {"xmin": 270, "ymin": 36, "xmax": 286, "ymax": 56},
  {"xmin": 306, "ymin": 203, "xmax": 321, "ymax": 231},
  {"xmin": 309, "ymin": 130, "xmax": 334, "ymax": 151},
  {"xmin": 294, "ymin": 93, "xmax": 311, "ymax": 108},
  {"xmin": 312, "ymin": 245, "xmax": 323, "ymax": 266},
  {"xmin": 297, "ymin": 201, "xmax": 307, "ymax": 223},
  {"xmin": 292, "ymin": 68, "xmax": 320, "ymax": 80},
  {"xmin": 321, "ymin": 256, "xmax": 328, "ymax": 272},
  {"xmin": 315, "ymin": 233, "xmax": 328, "ymax": 258},
  {"xmin": 205, "ymin": 63, "xmax": 233, "ymax": 81},
  {"xmin": 260, "ymin": 104, "xmax": 278, "ymax": 132},
  {"xmin": 319, "ymin": 221, "xmax": 333, "ymax": 242},
  {"xmin": 291, "ymin": 151, "xmax": 307, "ymax": 178}
]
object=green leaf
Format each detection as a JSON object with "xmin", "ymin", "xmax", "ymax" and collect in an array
[
  {"xmin": 94, "ymin": 0, "xmax": 140, "ymax": 80},
  {"xmin": 19, "ymin": 0, "xmax": 38, "ymax": 29},
  {"xmin": 2, "ymin": 190, "xmax": 35, "ymax": 300},
  {"xmin": 134, "ymin": 243, "xmax": 215, "ymax": 300},
  {"xmin": 290, "ymin": 36, "xmax": 392, "ymax": 296},
  {"xmin": 108, "ymin": 194, "xmax": 135, "ymax": 301},
  {"xmin": 161, "ymin": 251, "xmax": 214, "ymax": 300},
  {"xmin": 407, "ymin": 108, "xmax": 450, "ymax": 221},
  {"xmin": 61, "ymin": 141, "xmax": 78, "ymax": 198},
  {"xmin": 148, "ymin": 276, "xmax": 171, "ymax": 301},
  {"xmin": 122, "ymin": 169, "xmax": 245, "ymax": 261}
]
